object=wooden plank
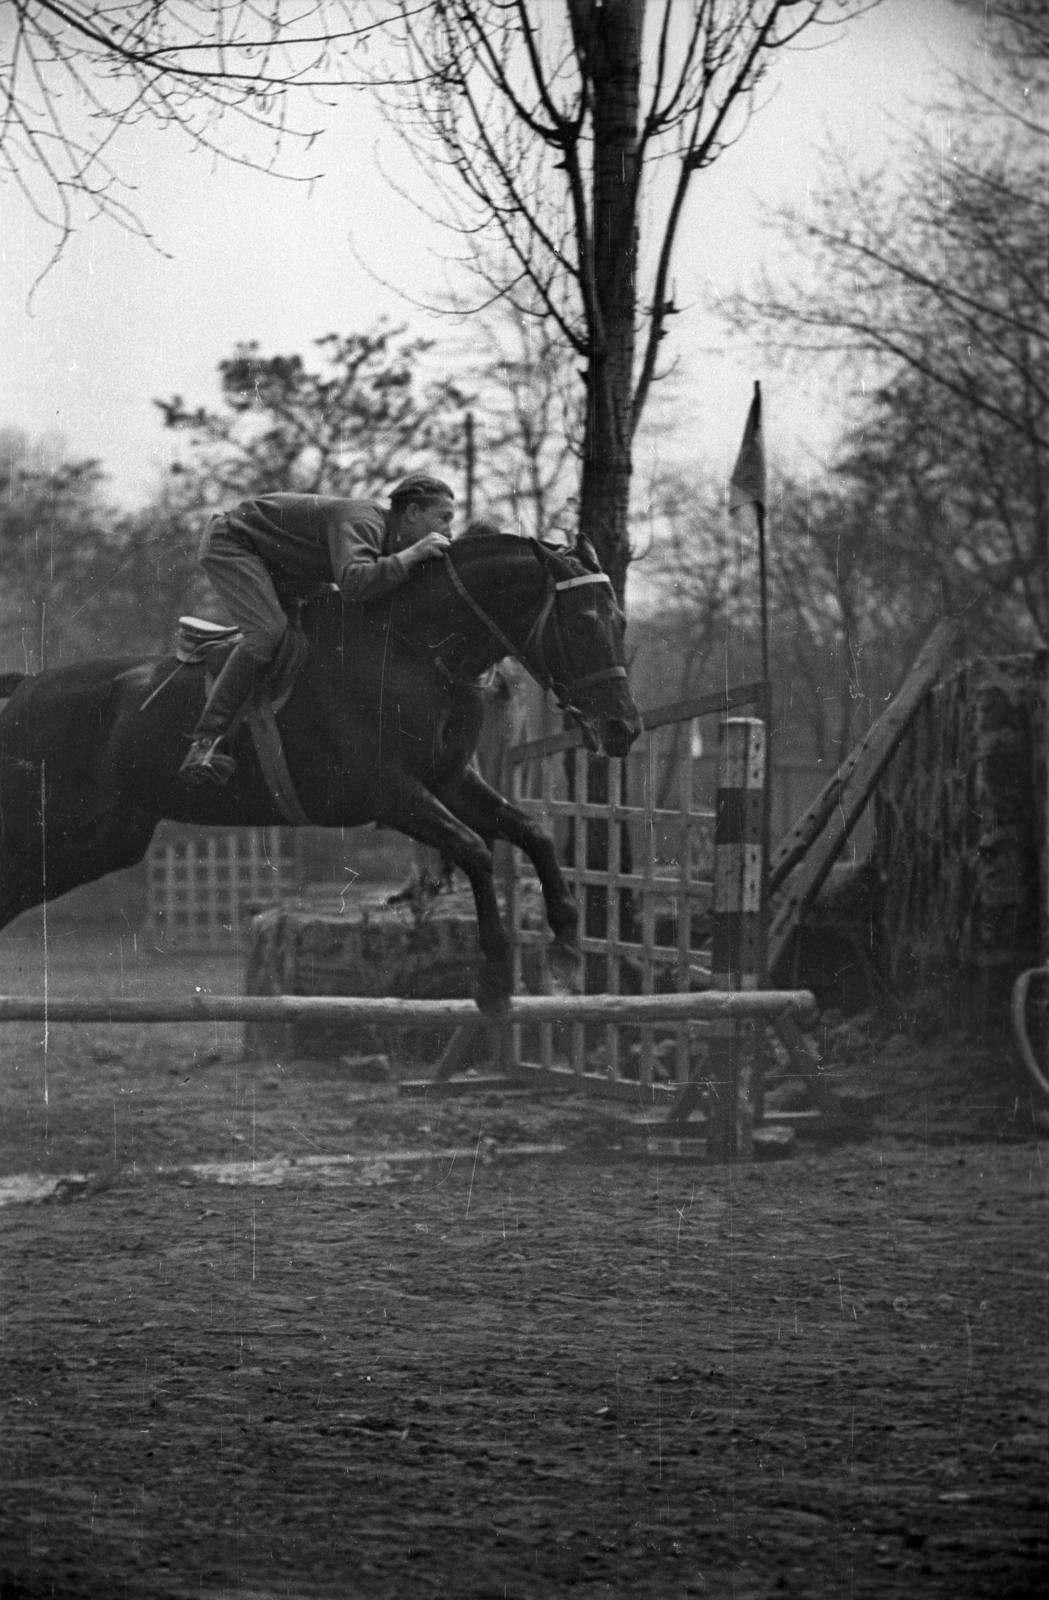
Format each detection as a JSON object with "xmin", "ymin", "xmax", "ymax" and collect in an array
[
  {"xmin": 430, "ymin": 1021, "xmax": 485, "ymax": 1082},
  {"xmin": 405, "ymin": 1065, "xmax": 677, "ymax": 1104},
  {"xmin": 399, "ymin": 1075, "xmax": 530, "ymax": 1098},
  {"xmin": 771, "ymin": 1013, "xmax": 845, "ymax": 1121},
  {"xmin": 508, "ymin": 682, "xmax": 768, "ymax": 766},
  {"xmin": 767, "ymin": 619, "xmax": 959, "ymax": 898},
  {"xmin": 0, "ymin": 989, "xmax": 818, "ymax": 1027},
  {"xmin": 767, "ymin": 619, "xmax": 960, "ymax": 975}
]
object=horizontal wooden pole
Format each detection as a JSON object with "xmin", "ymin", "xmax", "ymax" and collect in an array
[{"xmin": 0, "ymin": 990, "xmax": 817, "ymax": 1027}]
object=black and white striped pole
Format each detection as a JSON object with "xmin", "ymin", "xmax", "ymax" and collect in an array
[
  {"xmin": 708, "ymin": 716, "xmax": 767, "ymax": 1159},
  {"xmin": 670, "ymin": 715, "xmax": 768, "ymax": 1153}
]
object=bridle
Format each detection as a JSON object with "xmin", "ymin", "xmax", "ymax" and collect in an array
[{"xmin": 441, "ymin": 546, "xmax": 628, "ymax": 748}]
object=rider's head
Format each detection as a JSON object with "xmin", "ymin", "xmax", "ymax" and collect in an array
[{"xmin": 388, "ymin": 474, "xmax": 455, "ymax": 548}]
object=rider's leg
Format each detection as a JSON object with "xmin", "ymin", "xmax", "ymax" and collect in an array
[{"xmin": 179, "ymin": 523, "xmax": 287, "ymax": 787}]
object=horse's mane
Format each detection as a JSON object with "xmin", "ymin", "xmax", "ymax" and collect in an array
[
  {"xmin": 445, "ymin": 533, "xmax": 598, "ymax": 583},
  {"xmin": 298, "ymin": 533, "xmax": 602, "ymax": 638}
]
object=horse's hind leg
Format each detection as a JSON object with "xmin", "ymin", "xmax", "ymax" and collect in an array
[
  {"xmin": 0, "ymin": 809, "xmax": 157, "ymax": 933},
  {"xmin": 432, "ymin": 768, "xmax": 580, "ymax": 983},
  {"xmin": 369, "ymin": 770, "xmax": 512, "ymax": 1014}
]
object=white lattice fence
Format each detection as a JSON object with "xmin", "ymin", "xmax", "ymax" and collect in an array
[
  {"xmin": 507, "ymin": 682, "xmax": 770, "ymax": 1094},
  {"xmin": 145, "ymin": 825, "xmax": 298, "ymax": 951}
]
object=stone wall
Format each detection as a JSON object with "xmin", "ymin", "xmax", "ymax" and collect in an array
[{"xmin": 872, "ymin": 653, "xmax": 1045, "ymax": 1024}]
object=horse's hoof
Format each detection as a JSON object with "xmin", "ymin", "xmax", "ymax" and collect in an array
[
  {"xmin": 475, "ymin": 990, "xmax": 511, "ymax": 1019},
  {"xmin": 547, "ymin": 939, "xmax": 581, "ymax": 989},
  {"xmin": 474, "ymin": 967, "xmax": 512, "ymax": 1017}
]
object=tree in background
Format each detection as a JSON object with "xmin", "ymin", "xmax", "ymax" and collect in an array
[
  {"xmin": 459, "ymin": 301, "xmax": 583, "ymax": 541},
  {"xmin": 104, "ymin": 483, "xmax": 212, "ymax": 657},
  {"xmin": 737, "ymin": 0, "xmax": 1048, "ymax": 646},
  {"xmin": 0, "ymin": 430, "xmax": 122, "ymax": 670},
  {"xmin": 628, "ymin": 469, "xmax": 749, "ymax": 798},
  {"xmin": 631, "ymin": 461, "xmax": 933, "ymax": 766},
  {"xmin": 156, "ymin": 324, "xmax": 468, "ymax": 505},
  {"xmin": 2, "ymin": 2, "xmax": 377, "ymax": 265},
  {"xmin": 375, "ymin": 0, "xmax": 864, "ymax": 603},
  {"xmin": 765, "ymin": 473, "xmax": 932, "ymax": 760}
]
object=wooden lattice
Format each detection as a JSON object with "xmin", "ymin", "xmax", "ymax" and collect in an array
[
  {"xmin": 145, "ymin": 824, "xmax": 298, "ymax": 952},
  {"xmin": 507, "ymin": 684, "xmax": 769, "ymax": 1094}
]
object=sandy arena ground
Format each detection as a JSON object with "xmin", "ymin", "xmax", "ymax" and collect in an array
[{"xmin": 1, "ymin": 924, "xmax": 1047, "ymax": 1599}]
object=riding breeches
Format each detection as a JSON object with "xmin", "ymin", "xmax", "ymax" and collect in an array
[{"xmin": 199, "ymin": 517, "xmax": 288, "ymax": 664}]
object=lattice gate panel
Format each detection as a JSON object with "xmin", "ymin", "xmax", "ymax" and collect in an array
[
  {"xmin": 507, "ymin": 684, "xmax": 768, "ymax": 1093},
  {"xmin": 145, "ymin": 826, "xmax": 298, "ymax": 951}
]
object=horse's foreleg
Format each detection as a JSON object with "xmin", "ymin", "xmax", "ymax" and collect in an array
[
  {"xmin": 432, "ymin": 768, "xmax": 581, "ymax": 983},
  {"xmin": 370, "ymin": 772, "xmax": 512, "ymax": 1014}
]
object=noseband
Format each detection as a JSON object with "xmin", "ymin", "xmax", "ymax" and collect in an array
[{"xmin": 442, "ymin": 550, "xmax": 628, "ymax": 748}]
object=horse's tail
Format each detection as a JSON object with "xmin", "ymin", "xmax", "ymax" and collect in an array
[{"xmin": 0, "ymin": 673, "xmax": 26, "ymax": 700}]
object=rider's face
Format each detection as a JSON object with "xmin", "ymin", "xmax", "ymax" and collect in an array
[{"xmin": 397, "ymin": 496, "xmax": 455, "ymax": 546}]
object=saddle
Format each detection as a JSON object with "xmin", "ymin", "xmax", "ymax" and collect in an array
[
  {"xmin": 175, "ymin": 616, "xmax": 311, "ymax": 824},
  {"xmin": 175, "ymin": 616, "xmax": 307, "ymax": 709}
]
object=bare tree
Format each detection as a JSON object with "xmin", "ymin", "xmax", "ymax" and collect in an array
[
  {"xmin": 371, "ymin": 0, "xmax": 864, "ymax": 603},
  {"xmin": 456, "ymin": 297, "xmax": 583, "ymax": 539},
  {"xmin": 2, "ymin": 2, "xmax": 378, "ymax": 265},
  {"xmin": 631, "ymin": 469, "xmax": 748, "ymax": 797},
  {"xmin": 734, "ymin": 0, "xmax": 1049, "ymax": 641}
]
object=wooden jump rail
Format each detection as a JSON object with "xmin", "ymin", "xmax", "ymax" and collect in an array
[{"xmin": 0, "ymin": 992, "xmax": 816, "ymax": 1028}]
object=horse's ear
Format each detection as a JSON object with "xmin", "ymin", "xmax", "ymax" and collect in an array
[{"xmin": 574, "ymin": 534, "xmax": 601, "ymax": 572}]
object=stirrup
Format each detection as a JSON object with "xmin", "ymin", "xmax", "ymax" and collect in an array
[{"xmin": 179, "ymin": 737, "xmax": 237, "ymax": 788}]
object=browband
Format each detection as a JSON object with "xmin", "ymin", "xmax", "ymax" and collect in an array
[{"xmin": 553, "ymin": 573, "xmax": 612, "ymax": 593}]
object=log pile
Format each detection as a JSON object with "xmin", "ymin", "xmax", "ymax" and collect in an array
[{"xmin": 872, "ymin": 653, "xmax": 1046, "ymax": 1024}]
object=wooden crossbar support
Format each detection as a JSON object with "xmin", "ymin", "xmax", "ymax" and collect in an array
[
  {"xmin": 0, "ymin": 991, "xmax": 816, "ymax": 1027},
  {"xmin": 669, "ymin": 717, "xmax": 768, "ymax": 1157},
  {"xmin": 767, "ymin": 619, "xmax": 959, "ymax": 976},
  {"xmin": 772, "ymin": 1013, "xmax": 846, "ymax": 1122}
]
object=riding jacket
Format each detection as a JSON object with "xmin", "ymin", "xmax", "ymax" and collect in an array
[{"xmin": 207, "ymin": 493, "xmax": 413, "ymax": 605}]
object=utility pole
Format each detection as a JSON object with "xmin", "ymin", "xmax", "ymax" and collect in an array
[{"xmin": 464, "ymin": 411, "xmax": 476, "ymax": 524}]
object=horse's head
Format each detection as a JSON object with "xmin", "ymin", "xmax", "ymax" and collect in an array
[{"xmin": 524, "ymin": 536, "xmax": 641, "ymax": 759}]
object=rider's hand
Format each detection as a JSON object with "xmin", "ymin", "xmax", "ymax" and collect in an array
[{"xmin": 406, "ymin": 532, "xmax": 452, "ymax": 566}]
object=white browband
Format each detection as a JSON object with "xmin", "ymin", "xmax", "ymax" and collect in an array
[{"xmin": 554, "ymin": 573, "xmax": 613, "ymax": 593}]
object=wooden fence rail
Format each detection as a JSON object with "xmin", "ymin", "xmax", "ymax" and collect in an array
[{"xmin": 0, "ymin": 992, "xmax": 816, "ymax": 1028}]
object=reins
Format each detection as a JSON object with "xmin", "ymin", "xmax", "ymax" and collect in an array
[{"xmin": 441, "ymin": 547, "xmax": 627, "ymax": 743}]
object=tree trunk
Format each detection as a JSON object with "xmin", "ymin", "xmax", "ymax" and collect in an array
[{"xmin": 574, "ymin": 0, "xmax": 642, "ymax": 606}]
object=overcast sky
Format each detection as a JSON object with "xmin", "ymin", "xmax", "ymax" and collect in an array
[{"xmin": 1, "ymin": 0, "xmax": 976, "ymax": 511}]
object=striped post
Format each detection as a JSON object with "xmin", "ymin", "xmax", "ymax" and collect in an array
[{"xmin": 670, "ymin": 716, "xmax": 767, "ymax": 1155}]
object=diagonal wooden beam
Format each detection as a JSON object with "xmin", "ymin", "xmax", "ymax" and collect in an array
[{"xmin": 767, "ymin": 617, "xmax": 960, "ymax": 977}]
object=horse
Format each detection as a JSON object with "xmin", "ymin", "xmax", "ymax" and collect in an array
[{"xmin": 0, "ymin": 533, "xmax": 641, "ymax": 1012}]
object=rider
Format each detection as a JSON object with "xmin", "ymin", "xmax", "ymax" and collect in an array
[{"xmin": 179, "ymin": 474, "xmax": 455, "ymax": 786}]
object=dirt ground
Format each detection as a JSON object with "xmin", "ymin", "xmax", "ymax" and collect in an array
[{"xmin": 1, "ymin": 925, "xmax": 1047, "ymax": 1600}]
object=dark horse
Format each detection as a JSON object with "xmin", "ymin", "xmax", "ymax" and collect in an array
[{"xmin": 0, "ymin": 534, "xmax": 640, "ymax": 1011}]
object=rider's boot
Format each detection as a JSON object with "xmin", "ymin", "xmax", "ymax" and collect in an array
[{"xmin": 178, "ymin": 643, "xmax": 271, "ymax": 787}]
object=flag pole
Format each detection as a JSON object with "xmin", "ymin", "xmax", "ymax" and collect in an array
[
  {"xmin": 728, "ymin": 380, "xmax": 772, "ymax": 992},
  {"xmin": 728, "ymin": 380, "xmax": 769, "ymax": 685},
  {"xmin": 757, "ymin": 497, "xmax": 770, "ymax": 686}
]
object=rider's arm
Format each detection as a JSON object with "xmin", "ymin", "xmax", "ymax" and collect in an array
[{"xmin": 327, "ymin": 502, "xmax": 415, "ymax": 605}]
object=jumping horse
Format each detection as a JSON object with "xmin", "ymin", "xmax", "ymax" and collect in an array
[{"xmin": 0, "ymin": 534, "xmax": 641, "ymax": 1012}]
